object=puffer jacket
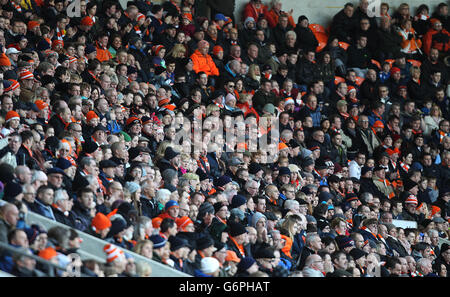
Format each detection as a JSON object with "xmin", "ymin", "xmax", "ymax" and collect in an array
[{"xmin": 190, "ymin": 50, "xmax": 220, "ymax": 77}]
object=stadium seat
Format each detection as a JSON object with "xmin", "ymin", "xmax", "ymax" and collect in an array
[
  {"xmin": 338, "ymin": 41, "xmax": 350, "ymax": 50},
  {"xmin": 316, "ymin": 41, "xmax": 327, "ymax": 52},
  {"xmin": 371, "ymin": 59, "xmax": 381, "ymax": 69},
  {"xmin": 355, "ymin": 76, "xmax": 365, "ymax": 86},
  {"xmin": 334, "ymin": 76, "xmax": 345, "ymax": 85},
  {"xmin": 385, "ymin": 59, "xmax": 395, "ymax": 67},
  {"xmin": 408, "ymin": 59, "xmax": 422, "ymax": 67},
  {"xmin": 309, "ymin": 23, "xmax": 327, "ymax": 35}
]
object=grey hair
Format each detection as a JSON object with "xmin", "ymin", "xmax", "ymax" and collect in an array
[
  {"xmin": 31, "ymin": 170, "xmax": 47, "ymax": 183},
  {"xmin": 155, "ymin": 189, "xmax": 171, "ymax": 204},
  {"xmin": 284, "ymin": 199, "xmax": 299, "ymax": 210}
]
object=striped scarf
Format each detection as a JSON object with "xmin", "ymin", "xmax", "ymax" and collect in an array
[
  {"xmin": 56, "ymin": 28, "xmax": 65, "ymax": 40},
  {"xmin": 399, "ymin": 162, "xmax": 409, "ymax": 173}
]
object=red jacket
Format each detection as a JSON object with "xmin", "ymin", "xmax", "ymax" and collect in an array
[
  {"xmin": 264, "ymin": 9, "xmax": 296, "ymax": 28},
  {"xmin": 242, "ymin": 2, "xmax": 268, "ymax": 22},
  {"xmin": 422, "ymin": 28, "xmax": 450, "ymax": 55}
]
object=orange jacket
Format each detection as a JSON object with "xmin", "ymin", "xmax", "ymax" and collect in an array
[
  {"xmin": 190, "ymin": 49, "xmax": 220, "ymax": 76},
  {"xmin": 422, "ymin": 28, "xmax": 450, "ymax": 55},
  {"xmin": 398, "ymin": 28, "xmax": 422, "ymax": 54},
  {"xmin": 95, "ymin": 42, "xmax": 112, "ymax": 62}
]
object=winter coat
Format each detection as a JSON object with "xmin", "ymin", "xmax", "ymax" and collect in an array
[{"xmin": 190, "ymin": 49, "xmax": 220, "ymax": 77}]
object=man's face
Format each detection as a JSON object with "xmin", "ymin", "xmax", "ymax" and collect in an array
[
  {"xmin": 367, "ymin": 70, "xmax": 376, "ymax": 81},
  {"xmin": 81, "ymin": 192, "xmax": 94, "ymax": 208},
  {"xmin": 39, "ymin": 189, "xmax": 54, "ymax": 205},
  {"xmin": 358, "ymin": 37, "xmax": 367, "ymax": 48},
  {"xmin": 334, "ymin": 254, "xmax": 348, "ymax": 270},
  {"xmin": 430, "ymin": 49, "xmax": 439, "ymax": 62},
  {"xmin": 2, "ymin": 96, "xmax": 13, "ymax": 112}
]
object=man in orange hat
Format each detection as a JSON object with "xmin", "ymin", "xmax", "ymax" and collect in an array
[
  {"xmin": 18, "ymin": 69, "xmax": 35, "ymax": 103},
  {"xmin": 90, "ymin": 212, "xmax": 112, "ymax": 239}
]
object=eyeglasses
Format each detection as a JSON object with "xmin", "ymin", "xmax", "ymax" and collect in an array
[{"xmin": 228, "ymin": 85, "xmax": 235, "ymax": 88}]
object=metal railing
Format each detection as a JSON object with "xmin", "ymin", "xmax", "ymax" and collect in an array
[
  {"xmin": 25, "ymin": 211, "xmax": 190, "ymax": 277},
  {"xmin": 0, "ymin": 241, "xmax": 88, "ymax": 277}
]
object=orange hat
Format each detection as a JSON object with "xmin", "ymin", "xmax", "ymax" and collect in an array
[
  {"xmin": 5, "ymin": 110, "xmax": 20, "ymax": 123},
  {"xmin": 373, "ymin": 120, "xmax": 384, "ymax": 129},
  {"xmin": 137, "ymin": 13, "xmax": 145, "ymax": 21},
  {"xmin": 91, "ymin": 212, "xmax": 112, "ymax": 232},
  {"xmin": 213, "ymin": 45, "xmax": 223, "ymax": 55},
  {"xmin": 52, "ymin": 39, "xmax": 64, "ymax": 49},
  {"xmin": 182, "ymin": 13, "xmax": 193, "ymax": 21},
  {"xmin": 278, "ymin": 142, "xmax": 288, "ymax": 150},
  {"xmin": 38, "ymin": 247, "xmax": 58, "ymax": 260},
  {"xmin": 176, "ymin": 216, "xmax": 194, "ymax": 231},
  {"xmin": 81, "ymin": 16, "xmax": 94, "ymax": 26},
  {"xmin": 19, "ymin": 69, "xmax": 34, "ymax": 80},
  {"xmin": 225, "ymin": 250, "xmax": 241, "ymax": 263},
  {"xmin": 34, "ymin": 99, "xmax": 49, "ymax": 111},
  {"xmin": 152, "ymin": 45, "xmax": 165, "ymax": 56},
  {"xmin": 348, "ymin": 85, "xmax": 357, "ymax": 93},
  {"xmin": 405, "ymin": 194, "xmax": 418, "ymax": 206},
  {"xmin": 430, "ymin": 18, "xmax": 441, "ymax": 26},
  {"xmin": 103, "ymin": 244, "xmax": 124, "ymax": 263},
  {"xmin": 8, "ymin": 79, "xmax": 20, "ymax": 91},
  {"xmin": 27, "ymin": 21, "xmax": 40, "ymax": 30},
  {"xmin": 152, "ymin": 217, "xmax": 163, "ymax": 228},
  {"xmin": 126, "ymin": 116, "xmax": 142, "ymax": 127},
  {"xmin": 431, "ymin": 205, "xmax": 441, "ymax": 217},
  {"xmin": 85, "ymin": 110, "xmax": 99, "ymax": 122},
  {"xmin": 416, "ymin": 202, "xmax": 424, "ymax": 211},
  {"xmin": 0, "ymin": 53, "xmax": 11, "ymax": 66}
]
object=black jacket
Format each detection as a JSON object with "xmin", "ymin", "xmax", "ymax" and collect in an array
[
  {"xmin": 346, "ymin": 45, "xmax": 372, "ymax": 69},
  {"xmin": 295, "ymin": 57, "xmax": 319, "ymax": 86},
  {"xmin": 330, "ymin": 9, "xmax": 359, "ymax": 42},
  {"xmin": 295, "ymin": 25, "xmax": 318, "ymax": 53},
  {"xmin": 72, "ymin": 201, "xmax": 93, "ymax": 233},
  {"xmin": 52, "ymin": 206, "xmax": 80, "ymax": 230},
  {"xmin": 376, "ymin": 27, "xmax": 403, "ymax": 57}
]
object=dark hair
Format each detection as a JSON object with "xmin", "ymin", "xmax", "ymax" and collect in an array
[{"xmin": 160, "ymin": 218, "xmax": 175, "ymax": 232}]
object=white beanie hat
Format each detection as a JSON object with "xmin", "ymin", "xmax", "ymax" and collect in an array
[{"xmin": 200, "ymin": 257, "xmax": 220, "ymax": 274}]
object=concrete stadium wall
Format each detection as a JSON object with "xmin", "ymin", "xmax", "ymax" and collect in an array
[
  {"xmin": 120, "ymin": 0, "xmax": 446, "ymax": 27},
  {"xmin": 234, "ymin": 0, "xmax": 446, "ymax": 27}
]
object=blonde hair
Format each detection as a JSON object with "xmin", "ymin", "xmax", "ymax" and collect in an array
[
  {"xmin": 182, "ymin": 172, "xmax": 199, "ymax": 181},
  {"xmin": 280, "ymin": 214, "xmax": 301, "ymax": 240},
  {"xmin": 133, "ymin": 239, "xmax": 153, "ymax": 255},
  {"xmin": 155, "ymin": 141, "xmax": 173, "ymax": 161},
  {"xmin": 247, "ymin": 64, "xmax": 260, "ymax": 81},
  {"xmin": 205, "ymin": 104, "xmax": 220, "ymax": 116},
  {"xmin": 430, "ymin": 104, "xmax": 442, "ymax": 117},
  {"xmin": 136, "ymin": 261, "xmax": 152, "ymax": 277},
  {"xmin": 167, "ymin": 44, "xmax": 187, "ymax": 58}
]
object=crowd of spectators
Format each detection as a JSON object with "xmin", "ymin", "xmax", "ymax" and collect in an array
[{"xmin": 0, "ymin": 0, "xmax": 448, "ymax": 277}]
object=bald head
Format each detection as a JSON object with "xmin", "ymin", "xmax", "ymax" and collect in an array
[{"xmin": 0, "ymin": 203, "xmax": 19, "ymax": 227}]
